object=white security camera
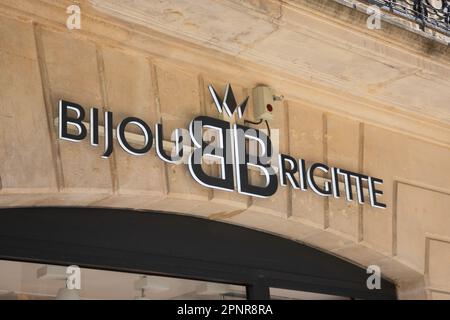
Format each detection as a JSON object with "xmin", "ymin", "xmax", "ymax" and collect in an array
[{"xmin": 252, "ymin": 85, "xmax": 283, "ymax": 121}]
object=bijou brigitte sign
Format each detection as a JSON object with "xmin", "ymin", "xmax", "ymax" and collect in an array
[{"xmin": 58, "ymin": 84, "xmax": 386, "ymax": 209}]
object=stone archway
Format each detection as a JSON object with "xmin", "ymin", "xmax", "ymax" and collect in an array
[{"xmin": 0, "ymin": 206, "xmax": 396, "ymax": 299}]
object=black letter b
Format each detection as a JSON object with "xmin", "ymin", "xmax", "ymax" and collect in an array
[{"xmin": 59, "ymin": 100, "xmax": 87, "ymax": 142}]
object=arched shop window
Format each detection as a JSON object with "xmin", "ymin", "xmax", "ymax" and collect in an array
[{"xmin": 0, "ymin": 207, "xmax": 396, "ymax": 300}]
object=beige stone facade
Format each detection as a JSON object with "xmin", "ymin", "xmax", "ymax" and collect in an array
[{"xmin": 0, "ymin": 0, "xmax": 449, "ymax": 299}]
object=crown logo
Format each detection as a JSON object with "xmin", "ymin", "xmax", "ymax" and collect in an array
[{"xmin": 208, "ymin": 84, "xmax": 249, "ymax": 119}]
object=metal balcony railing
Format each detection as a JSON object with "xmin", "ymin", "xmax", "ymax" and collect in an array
[{"xmin": 361, "ymin": 0, "xmax": 450, "ymax": 35}]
